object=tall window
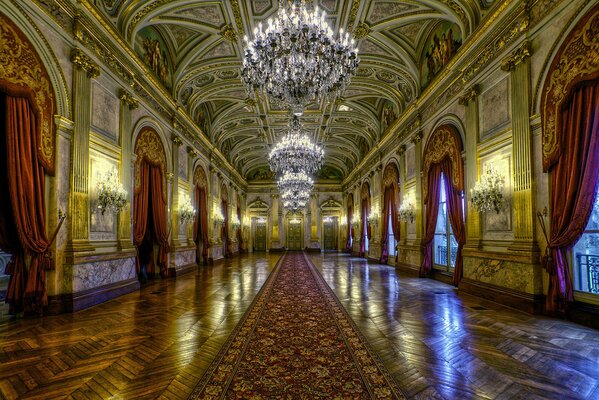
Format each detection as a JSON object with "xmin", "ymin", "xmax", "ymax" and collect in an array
[
  {"xmin": 363, "ymin": 218, "xmax": 369, "ymax": 252},
  {"xmin": 573, "ymin": 186, "xmax": 599, "ymax": 295},
  {"xmin": 433, "ymin": 174, "xmax": 458, "ymax": 271},
  {"xmin": 387, "ymin": 211, "xmax": 397, "ymax": 258}
]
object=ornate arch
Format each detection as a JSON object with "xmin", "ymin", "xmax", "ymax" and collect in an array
[
  {"xmin": 382, "ymin": 162, "xmax": 400, "ymax": 189},
  {"xmin": 0, "ymin": 11, "xmax": 56, "ymax": 174},
  {"xmin": 134, "ymin": 127, "xmax": 167, "ymax": 199},
  {"xmin": 423, "ymin": 124, "xmax": 464, "ymax": 199},
  {"xmin": 193, "ymin": 165, "xmax": 208, "ymax": 189},
  {"xmin": 541, "ymin": 5, "xmax": 599, "ymax": 172}
]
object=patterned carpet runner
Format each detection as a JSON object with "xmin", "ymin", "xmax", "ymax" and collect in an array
[{"xmin": 190, "ymin": 252, "xmax": 406, "ymax": 399}]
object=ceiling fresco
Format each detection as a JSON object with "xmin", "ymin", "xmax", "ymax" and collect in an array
[{"xmin": 92, "ymin": 0, "xmax": 494, "ymax": 182}]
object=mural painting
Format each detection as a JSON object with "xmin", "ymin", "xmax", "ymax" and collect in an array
[
  {"xmin": 248, "ymin": 167, "xmax": 275, "ymax": 181},
  {"xmin": 421, "ymin": 21, "xmax": 462, "ymax": 89},
  {"xmin": 381, "ymin": 100, "xmax": 397, "ymax": 132},
  {"xmin": 135, "ymin": 26, "xmax": 172, "ymax": 88},
  {"xmin": 315, "ymin": 166, "xmax": 343, "ymax": 181}
]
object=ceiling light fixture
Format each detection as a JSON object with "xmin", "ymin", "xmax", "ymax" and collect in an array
[
  {"xmin": 241, "ymin": 0, "xmax": 360, "ymax": 115},
  {"xmin": 268, "ymin": 116, "xmax": 324, "ymax": 175}
]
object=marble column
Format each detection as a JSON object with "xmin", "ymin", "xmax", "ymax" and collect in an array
[
  {"xmin": 413, "ymin": 131, "xmax": 424, "ymax": 243},
  {"xmin": 501, "ymin": 42, "xmax": 536, "ymax": 252},
  {"xmin": 117, "ymin": 90, "xmax": 138, "ymax": 250},
  {"xmin": 67, "ymin": 48, "xmax": 99, "ymax": 253},
  {"xmin": 459, "ymin": 84, "xmax": 482, "ymax": 248}
]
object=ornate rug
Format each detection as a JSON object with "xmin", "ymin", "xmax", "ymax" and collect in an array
[{"xmin": 189, "ymin": 252, "xmax": 406, "ymax": 399}]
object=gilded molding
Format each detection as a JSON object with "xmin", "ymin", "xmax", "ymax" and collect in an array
[
  {"xmin": 347, "ymin": 0, "xmax": 361, "ymax": 29},
  {"xmin": 220, "ymin": 24, "xmax": 237, "ymax": 42},
  {"xmin": 458, "ymin": 84, "xmax": 480, "ymax": 105},
  {"xmin": 397, "ymin": 144, "xmax": 406, "ymax": 156},
  {"xmin": 194, "ymin": 165, "xmax": 208, "ymax": 188},
  {"xmin": 422, "ymin": 125, "xmax": 464, "ymax": 200},
  {"xmin": 70, "ymin": 48, "xmax": 100, "ymax": 78},
  {"xmin": 187, "ymin": 146, "xmax": 198, "ymax": 159},
  {"xmin": 353, "ymin": 22, "xmax": 371, "ymax": 40},
  {"xmin": 172, "ymin": 134, "xmax": 183, "ymax": 147},
  {"xmin": 230, "ymin": 0, "xmax": 245, "ymax": 37},
  {"xmin": 500, "ymin": 41, "xmax": 532, "ymax": 71},
  {"xmin": 119, "ymin": 89, "xmax": 139, "ymax": 109},
  {"xmin": 411, "ymin": 131, "xmax": 423, "ymax": 144}
]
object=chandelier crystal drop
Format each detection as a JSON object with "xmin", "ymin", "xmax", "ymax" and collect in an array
[
  {"xmin": 278, "ymin": 171, "xmax": 313, "ymax": 210},
  {"xmin": 241, "ymin": 0, "xmax": 360, "ymax": 114},
  {"xmin": 269, "ymin": 116, "xmax": 324, "ymax": 175}
]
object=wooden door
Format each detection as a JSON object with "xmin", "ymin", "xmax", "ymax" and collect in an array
[
  {"xmin": 323, "ymin": 221, "xmax": 337, "ymax": 250},
  {"xmin": 287, "ymin": 223, "xmax": 302, "ymax": 250},
  {"xmin": 255, "ymin": 224, "xmax": 266, "ymax": 251}
]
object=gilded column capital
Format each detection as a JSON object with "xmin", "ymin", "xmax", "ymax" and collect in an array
[
  {"xmin": 397, "ymin": 144, "xmax": 406, "ymax": 156},
  {"xmin": 411, "ymin": 131, "xmax": 423, "ymax": 144},
  {"xmin": 187, "ymin": 146, "xmax": 197, "ymax": 159},
  {"xmin": 500, "ymin": 41, "xmax": 532, "ymax": 72},
  {"xmin": 172, "ymin": 134, "xmax": 183, "ymax": 147},
  {"xmin": 119, "ymin": 89, "xmax": 139, "ymax": 110},
  {"xmin": 70, "ymin": 48, "xmax": 100, "ymax": 78},
  {"xmin": 458, "ymin": 84, "xmax": 480, "ymax": 105}
]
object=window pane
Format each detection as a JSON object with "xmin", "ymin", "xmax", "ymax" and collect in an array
[{"xmin": 573, "ymin": 186, "xmax": 599, "ymax": 294}]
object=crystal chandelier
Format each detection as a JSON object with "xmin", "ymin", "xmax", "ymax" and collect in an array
[
  {"xmin": 278, "ymin": 171, "xmax": 313, "ymax": 210},
  {"xmin": 241, "ymin": 0, "xmax": 360, "ymax": 115},
  {"xmin": 269, "ymin": 116, "xmax": 324, "ymax": 175}
]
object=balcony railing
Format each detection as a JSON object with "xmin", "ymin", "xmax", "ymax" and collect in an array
[
  {"xmin": 436, "ymin": 245, "xmax": 457, "ymax": 266},
  {"xmin": 576, "ymin": 253, "xmax": 599, "ymax": 294}
]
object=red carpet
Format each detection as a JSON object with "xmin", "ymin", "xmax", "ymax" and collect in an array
[{"xmin": 190, "ymin": 252, "xmax": 405, "ymax": 399}]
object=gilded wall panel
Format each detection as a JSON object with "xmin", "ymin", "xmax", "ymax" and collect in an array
[
  {"xmin": 92, "ymin": 81, "xmax": 119, "ymax": 141},
  {"xmin": 479, "ymin": 76, "xmax": 511, "ymax": 140}
]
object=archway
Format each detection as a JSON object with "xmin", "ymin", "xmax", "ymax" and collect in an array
[
  {"xmin": 0, "ymin": 12, "xmax": 58, "ymax": 314},
  {"xmin": 540, "ymin": 5, "xmax": 599, "ymax": 313},
  {"xmin": 381, "ymin": 162, "xmax": 400, "ymax": 263},
  {"xmin": 359, "ymin": 182, "xmax": 371, "ymax": 257},
  {"xmin": 133, "ymin": 127, "xmax": 169, "ymax": 281},
  {"xmin": 420, "ymin": 124, "xmax": 465, "ymax": 286},
  {"xmin": 193, "ymin": 165, "xmax": 210, "ymax": 265}
]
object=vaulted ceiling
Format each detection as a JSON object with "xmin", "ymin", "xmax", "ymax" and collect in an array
[{"xmin": 92, "ymin": 0, "xmax": 494, "ymax": 182}]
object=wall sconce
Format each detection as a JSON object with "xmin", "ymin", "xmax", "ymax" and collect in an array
[
  {"xmin": 230, "ymin": 214, "xmax": 241, "ymax": 229},
  {"xmin": 96, "ymin": 167, "xmax": 127, "ymax": 215},
  {"xmin": 178, "ymin": 192, "xmax": 196, "ymax": 224},
  {"xmin": 399, "ymin": 192, "xmax": 416, "ymax": 223},
  {"xmin": 213, "ymin": 209, "xmax": 225, "ymax": 225}
]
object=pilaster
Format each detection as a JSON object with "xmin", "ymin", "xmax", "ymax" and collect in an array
[
  {"xmin": 117, "ymin": 89, "xmax": 138, "ymax": 251},
  {"xmin": 170, "ymin": 134, "xmax": 183, "ymax": 249},
  {"xmin": 459, "ymin": 84, "xmax": 482, "ymax": 248},
  {"xmin": 271, "ymin": 194, "xmax": 280, "ymax": 248},
  {"xmin": 412, "ymin": 131, "xmax": 424, "ymax": 243},
  {"xmin": 501, "ymin": 42, "xmax": 537, "ymax": 252},
  {"xmin": 397, "ymin": 145, "xmax": 407, "ymax": 245},
  {"xmin": 66, "ymin": 48, "xmax": 99, "ymax": 253}
]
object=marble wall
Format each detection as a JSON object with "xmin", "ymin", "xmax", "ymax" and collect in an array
[{"xmin": 70, "ymin": 257, "xmax": 136, "ymax": 293}]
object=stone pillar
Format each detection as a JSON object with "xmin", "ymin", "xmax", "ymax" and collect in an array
[
  {"xmin": 170, "ymin": 135, "xmax": 183, "ymax": 248},
  {"xmin": 67, "ymin": 48, "xmax": 99, "ymax": 253},
  {"xmin": 459, "ymin": 85, "xmax": 482, "ymax": 248},
  {"xmin": 117, "ymin": 90, "xmax": 138, "ymax": 250},
  {"xmin": 310, "ymin": 193, "xmax": 320, "ymax": 249},
  {"xmin": 271, "ymin": 194, "xmax": 280, "ymax": 249},
  {"xmin": 413, "ymin": 131, "xmax": 424, "ymax": 242},
  {"xmin": 397, "ymin": 145, "xmax": 407, "ymax": 245},
  {"xmin": 501, "ymin": 42, "xmax": 536, "ymax": 251}
]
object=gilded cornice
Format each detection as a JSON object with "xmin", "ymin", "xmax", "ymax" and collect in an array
[
  {"xmin": 458, "ymin": 84, "xmax": 480, "ymax": 105},
  {"xmin": 119, "ymin": 89, "xmax": 139, "ymax": 109},
  {"xmin": 500, "ymin": 41, "xmax": 532, "ymax": 71},
  {"xmin": 70, "ymin": 47, "xmax": 100, "ymax": 77}
]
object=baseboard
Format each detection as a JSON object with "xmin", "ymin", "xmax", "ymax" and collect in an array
[
  {"xmin": 566, "ymin": 301, "xmax": 599, "ymax": 330},
  {"xmin": 396, "ymin": 262, "xmax": 420, "ymax": 276},
  {"xmin": 168, "ymin": 263, "xmax": 197, "ymax": 278},
  {"xmin": 47, "ymin": 278, "xmax": 140, "ymax": 315},
  {"xmin": 459, "ymin": 278, "xmax": 545, "ymax": 314}
]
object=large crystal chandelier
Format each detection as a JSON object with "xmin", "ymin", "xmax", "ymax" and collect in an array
[
  {"xmin": 269, "ymin": 116, "xmax": 324, "ymax": 175},
  {"xmin": 241, "ymin": 0, "xmax": 360, "ymax": 115},
  {"xmin": 278, "ymin": 171, "xmax": 313, "ymax": 210}
]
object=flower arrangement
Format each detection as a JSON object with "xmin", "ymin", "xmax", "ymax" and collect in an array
[
  {"xmin": 398, "ymin": 193, "xmax": 416, "ymax": 223},
  {"xmin": 470, "ymin": 167, "xmax": 505, "ymax": 213},
  {"xmin": 178, "ymin": 193, "xmax": 196, "ymax": 225},
  {"xmin": 96, "ymin": 169, "xmax": 127, "ymax": 215}
]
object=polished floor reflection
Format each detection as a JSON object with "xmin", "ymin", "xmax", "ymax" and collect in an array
[{"xmin": 1, "ymin": 253, "xmax": 599, "ymax": 399}]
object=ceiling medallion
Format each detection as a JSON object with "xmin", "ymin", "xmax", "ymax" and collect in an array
[
  {"xmin": 241, "ymin": 0, "xmax": 360, "ymax": 116},
  {"xmin": 268, "ymin": 116, "xmax": 324, "ymax": 175}
]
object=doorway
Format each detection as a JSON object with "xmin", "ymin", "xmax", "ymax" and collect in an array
[
  {"xmin": 323, "ymin": 217, "xmax": 337, "ymax": 250},
  {"xmin": 287, "ymin": 221, "xmax": 302, "ymax": 250},
  {"xmin": 254, "ymin": 222, "xmax": 266, "ymax": 251}
]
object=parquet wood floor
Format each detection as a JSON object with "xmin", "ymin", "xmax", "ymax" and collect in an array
[{"xmin": 0, "ymin": 252, "xmax": 598, "ymax": 399}]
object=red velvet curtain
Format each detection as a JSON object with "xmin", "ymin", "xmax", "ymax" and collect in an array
[
  {"xmin": 134, "ymin": 162, "xmax": 170, "ymax": 277},
  {"xmin": 380, "ymin": 184, "xmax": 400, "ymax": 263},
  {"xmin": 222, "ymin": 200, "xmax": 231, "ymax": 257},
  {"xmin": 545, "ymin": 79, "xmax": 599, "ymax": 313},
  {"xmin": 359, "ymin": 198, "xmax": 369, "ymax": 257},
  {"xmin": 0, "ymin": 93, "xmax": 53, "ymax": 315},
  {"xmin": 345, "ymin": 203, "xmax": 353, "ymax": 252},
  {"xmin": 193, "ymin": 185, "xmax": 210, "ymax": 264},
  {"xmin": 420, "ymin": 159, "xmax": 466, "ymax": 286},
  {"xmin": 237, "ymin": 206, "xmax": 244, "ymax": 253}
]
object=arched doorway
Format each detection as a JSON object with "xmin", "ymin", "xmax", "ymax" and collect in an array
[
  {"xmin": 420, "ymin": 124, "xmax": 465, "ymax": 286},
  {"xmin": 0, "ymin": 13, "xmax": 57, "ymax": 314},
  {"xmin": 540, "ymin": 5, "xmax": 599, "ymax": 313},
  {"xmin": 381, "ymin": 163, "xmax": 400, "ymax": 263},
  {"xmin": 359, "ymin": 182, "xmax": 371, "ymax": 257},
  {"xmin": 193, "ymin": 165, "xmax": 210, "ymax": 265},
  {"xmin": 133, "ymin": 127, "xmax": 169, "ymax": 281}
]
